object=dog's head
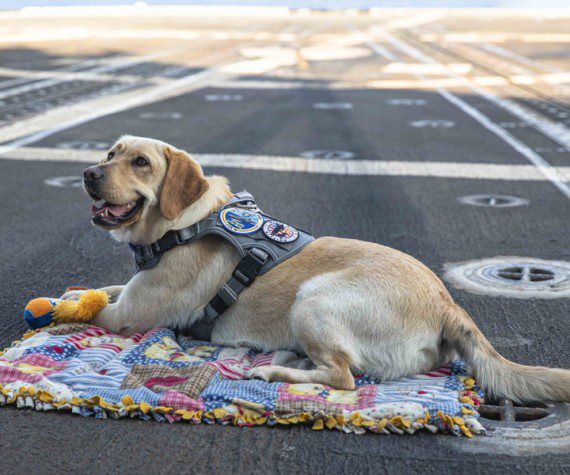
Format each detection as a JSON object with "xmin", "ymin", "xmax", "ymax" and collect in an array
[{"xmin": 83, "ymin": 135, "xmax": 209, "ymax": 238}]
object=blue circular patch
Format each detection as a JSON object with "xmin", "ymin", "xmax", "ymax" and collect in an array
[{"xmin": 220, "ymin": 207, "xmax": 263, "ymax": 235}]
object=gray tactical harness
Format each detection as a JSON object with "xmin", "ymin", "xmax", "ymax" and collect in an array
[{"xmin": 129, "ymin": 191, "xmax": 315, "ymax": 340}]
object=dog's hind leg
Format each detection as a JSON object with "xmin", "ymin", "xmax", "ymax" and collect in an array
[
  {"xmin": 245, "ymin": 346, "xmax": 355, "ymax": 390},
  {"xmin": 245, "ymin": 279, "xmax": 357, "ymax": 390}
]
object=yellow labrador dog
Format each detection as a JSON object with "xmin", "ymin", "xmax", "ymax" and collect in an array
[{"xmin": 63, "ymin": 135, "xmax": 570, "ymax": 403}]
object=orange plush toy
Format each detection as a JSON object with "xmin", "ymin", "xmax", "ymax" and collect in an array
[{"xmin": 23, "ymin": 287, "xmax": 108, "ymax": 330}]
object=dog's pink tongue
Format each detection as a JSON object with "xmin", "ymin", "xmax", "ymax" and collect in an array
[{"xmin": 107, "ymin": 203, "xmax": 131, "ymax": 217}]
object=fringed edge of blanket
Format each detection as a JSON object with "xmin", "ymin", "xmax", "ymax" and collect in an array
[
  {"xmin": 0, "ymin": 383, "xmax": 486, "ymax": 436},
  {"xmin": 0, "ymin": 327, "xmax": 487, "ymax": 437}
]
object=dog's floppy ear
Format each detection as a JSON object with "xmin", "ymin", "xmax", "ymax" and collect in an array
[{"xmin": 160, "ymin": 146, "xmax": 209, "ymax": 220}]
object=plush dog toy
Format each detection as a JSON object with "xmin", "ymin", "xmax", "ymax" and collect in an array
[{"xmin": 23, "ymin": 287, "xmax": 108, "ymax": 330}]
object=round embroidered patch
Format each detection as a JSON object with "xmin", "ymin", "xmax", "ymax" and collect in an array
[
  {"xmin": 262, "ymin": 220, "xmax": 299, "ymax": 243},
  {"xmin": 220, "ymin": 207, "xmax": 263, "ymax": 234}
]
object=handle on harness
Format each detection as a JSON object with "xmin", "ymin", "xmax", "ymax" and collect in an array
[{"xmin": 204, "ymin": 247, "xmax": 269, "ymax": 322}]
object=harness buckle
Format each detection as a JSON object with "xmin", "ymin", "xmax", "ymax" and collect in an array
[
  {"xmin": 203, "ymin": 283, "xmax": 239, "ymax": 323},
  {"xmin": 216, "ymin": 284, "xmax": 238, "ymax": 309},
  {"xmin": 231, "ymin": 248, "xmax": 269, "ymax": 286},
  {"xmin": 142, "ymin": 245, "xmax": 154, "ymax": 260},
  {"xmin": 176, "ymin": 227, "xmax": 193, "ymax": 243},
  {"xmin": 232, "ymin": 269, "xmax": 250, "ymax": 286},
  {"xmin": 249, "ymin": 247, "xmax": 269, "ymax": 264}
]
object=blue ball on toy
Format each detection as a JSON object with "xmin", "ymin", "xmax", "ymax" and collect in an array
[{"xmin": 23, "ymin": 298, "xmax": 57, "ymax": 330}]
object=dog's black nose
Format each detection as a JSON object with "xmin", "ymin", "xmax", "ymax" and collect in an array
[{"xmin": 84, "ymin": 165, "xmax": 104, "ymax": 182}]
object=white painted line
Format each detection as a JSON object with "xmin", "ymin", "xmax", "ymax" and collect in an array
[
  {"xmin": 2, "ymin": 147, "xmax": 569, "ymax": 182},
  {"xmin": 346, "ymin": 25, "xmax": 398, "ymax": 62},
  {"xmin": 0, "ymin": 28, "xmax": 298, "ymax": 44},
  {"xmin": 0, "ymin": 68, "xmax": 216, "ymax": 155},
  {"xmin": 220, "ymin": 58, "xmax": 295, "ymax": 76},
  {"xmin": 420, "ymin": 32, "xmax": 570, "ymax": 44},
  {"xmin": 482, "ymin": 43, "xmax": 564, "ymax": 74},
  {"xmin": 367, "ymin": 77, "xmax": 507, "ymax": 89},
  {"xmin": 367, "ymin": 73, "xmax": 570, "ymax": 89},
  {"xmin": 435, "ymin": 43, "xmax": 570, "ymax": 149},
  {"xmin": 0, "ymin": 66, "xmax": 155, "ymax": 86},
  {"xmin": 369, "ymin": 27, "xmax": 429, "ymax": 63},
  {"xmin": 369, "ymin": 8, "xmax": 570, "ymax": 21},
  {"xmin": 234, "ymin": 45, "xmax": 371, "ymax": 71},
  {"xmin": 209, "ymin": 80, "xmax": 353, "ymax": 90},
  {"xmin": 426, "ymin": 34, "xmax": 570, "ymax": 137},
  {"xmin": 0, "ymin": 48, "xmax": 183, "ymax": 101},
  {"xmin": 472, "ymin": 90, "xmax": 570, "ymax": 151},
  {"xmin": 438, "ymin": 88, "xmax": 570, "ymax": 199},
  {"xmin": 383, "ymin": 63, "xmax": 473, "ymax": 75},
  {"xmin": 357, "ymin": 25, "xmax": 570, "ymax": 200},
  {"xmin": 360, "ymin": 40, "xmax": 398, "ymax": 62},
  {"xmin": 209, "ymin": 80, "xmax": 305, "ymax": 89},
  {"xmin": 0, "ymin": 26, "xmax": 312, "ymax": 149},
  {"xmin": 381, "ymin": 13, "xmax": 445, "ymax": 30},
  {"xmin": 0, "ymin": 56, "xmax": 132, "ymax": 91},
  {"xmin": 477, "ymin": 45, "xmax": 570, "ymax": 98},
  {"xmin": 2, "ymin": 5, "xmax": 290, "ymax": 18},
  {"xmin": 428, "ymin": 24, "xmax": 570, "ymax": 97}
]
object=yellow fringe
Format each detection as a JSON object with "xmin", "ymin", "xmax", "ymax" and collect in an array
[{"xmin": 0, "ymin": 381, "xmax": 477, "ymax": 437}]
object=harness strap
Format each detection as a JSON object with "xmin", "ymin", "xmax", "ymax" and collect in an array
[
  {"xmin": 190, "ymin": 247, "xmax": 270, "ymax": 340},
  {"xmin": 204, "ymin": 247, "xmax": 268, "ymax": 319},
  {"xmin": 129, "ymin": 227, "xmax": 196, "ymax": 269}
]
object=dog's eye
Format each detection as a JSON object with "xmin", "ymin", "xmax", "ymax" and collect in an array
[
  {"xmin": 107, "ymin": 152, "xmax": 114, "ymax": 161},
  {"xmin": 133, "ymin": 156, "xmax": 149, "ymax": 167}
]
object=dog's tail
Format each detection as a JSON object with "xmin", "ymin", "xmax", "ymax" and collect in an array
[{"xmin": 442, "ymin": 305, "xmax": 570, "ymax": 403}]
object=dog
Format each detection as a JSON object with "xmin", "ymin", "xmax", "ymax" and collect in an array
[{"xmin": 63, "ymin": 135, "xmax": 570, "ymax": 403}]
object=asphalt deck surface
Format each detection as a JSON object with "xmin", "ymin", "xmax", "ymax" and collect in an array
[{"xmin": 0, "ymin": 6, "xmax": 569, "ymax": 474}]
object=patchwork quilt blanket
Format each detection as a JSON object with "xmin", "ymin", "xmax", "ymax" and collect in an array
[{"xmin": 0, "ymin": 324, "xmax": 486, "ymax": 436}]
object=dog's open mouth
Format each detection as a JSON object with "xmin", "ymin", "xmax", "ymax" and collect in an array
[{"xmin": 91, "ymin": 197, "xmax": 144, "ymax": 227}]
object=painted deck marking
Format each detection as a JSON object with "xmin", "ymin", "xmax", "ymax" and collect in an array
[
  {"xmin": 3, "ymin": 147, "xmax": 570, "ymax": 182},
  {"xmin": 410, "ymin": 120, "xmax": 455, "ymax": 128},
  {"xmin": 300, "ymin": 150, "xmax": 355, "ymax": 160},
  {"xmin": 139, "ymin": 112, "xmax": 183, "ymax": 120},
  {"xmin": 312, "ymin": 102, "xmax": 353, "ymax": 110},
  {"xmin": 356, "ymin": 24, "xmax": 570, "ymax": 200},
  {"xmin": 57, "ymin": 141, "xmax": 110, "ymax": 151}
]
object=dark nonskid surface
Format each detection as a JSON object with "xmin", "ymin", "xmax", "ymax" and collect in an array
[{"xmin": 34, "ymin": 86, "xmax": 559, "ymax": 165}]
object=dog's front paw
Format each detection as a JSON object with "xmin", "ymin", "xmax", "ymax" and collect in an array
[
  {"xmin": 245, "ymin": 367, "xmax": 273, "ymax": 382},
  {"xmin": 60, "ymin": 290, "xmax": 88, "ymax": 301}
]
